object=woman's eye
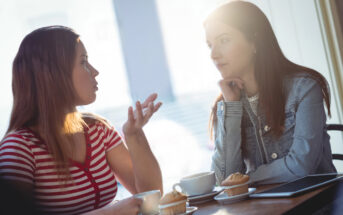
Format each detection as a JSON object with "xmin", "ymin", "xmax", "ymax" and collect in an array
[{"xmin": 220, "ymin": 38, "xmax": 230, "ymax": 44}]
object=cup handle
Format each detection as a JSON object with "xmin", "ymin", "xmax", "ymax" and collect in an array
[{"xmin": 172, "ymin": 183, "xmax": 182, "ymax": 192}]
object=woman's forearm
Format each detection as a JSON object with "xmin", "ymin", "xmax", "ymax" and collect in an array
[
  {"xmin": 124, "ymin": 129, "xmax": 163, "ymax": 193},
  {"xmin": 212, "ymin": 101, "xmax": 245, "ymax": 183}
]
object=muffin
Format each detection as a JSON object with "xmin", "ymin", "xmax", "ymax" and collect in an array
[
  {"xmin": 221, "ymin": 172, "xmax": 250, "ymax": 196},
  {"xmin": 159, "ymin": 190, "xmax": 187, "ymax": 215}
]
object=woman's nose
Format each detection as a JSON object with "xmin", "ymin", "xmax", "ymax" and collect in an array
[
  {"xmin": 211, "ymin": 46, "xmax": 221, "ymax": 60},
  {"xmin": 89, "ymin": 64, "xmax": 99, "ymax": 76}
]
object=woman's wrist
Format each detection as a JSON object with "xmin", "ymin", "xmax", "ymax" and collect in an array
[{"xmin": 124, "ymin": 129, "xmax": 144, "ymax": 140}]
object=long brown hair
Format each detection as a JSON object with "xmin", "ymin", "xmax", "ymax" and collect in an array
[
  {"xmin": 7, "ymin": 26, "xmax": 86, "ymax": 180},
  {"xmin": 207, "ymin": 1, "xmax": 331, "ymax": 138}
]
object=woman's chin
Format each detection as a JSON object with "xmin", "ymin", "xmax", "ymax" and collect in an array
[
  {"xmin": 221, "ymin": 74, "xmax": 236, "ymax": 80},
  {"xmin": 75, "ymin": 96, "xmax": 96, "ymax": 106}
]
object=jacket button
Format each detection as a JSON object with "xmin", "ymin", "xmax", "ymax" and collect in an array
[
  {"xmin": 264, "ymin": 125, "xmax": 271, "ymax": 132},
  {"xmin": 271, "ymin": 153, "xmax": 278, "ymax": 159}
]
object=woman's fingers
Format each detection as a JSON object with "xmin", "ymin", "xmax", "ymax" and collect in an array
[
  {"xmin": 218, "ymin": 78, "xmax": 244, "ymax": 101},
  {"xmin": 141, "ymin": 93, "xmax": 158, "ymax": 108},
  {"xmin": 153, "ymin": 102, "xmax": 162, "ymax": 113},
  {"xmin": 128, "ymin": 94, "xmax": 161, "ymax": 127},
  {"xmin": 143, "ymin": 102, "xmax": 154, "ymax": 121},
  {"xmin": 128, "ymin": 106, "xmax": 134, "ymax": 123},
  {"xmin": 135, "ymin": 101, "xmax": 143, "ymax": 123}
]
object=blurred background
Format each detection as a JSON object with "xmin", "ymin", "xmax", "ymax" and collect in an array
[{"xmin": 0, "ymin": 0, "xmax": 343, "ymax": 198}]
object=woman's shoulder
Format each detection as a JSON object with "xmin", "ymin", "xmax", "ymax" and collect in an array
[
  {"xmin": 0, "ymin": 128, "xmax": 39, "ymax": 152},
  {"xmin": 284, "ymin": 72, "xmax": 325, "ymax": 93},
  {"xmin": 285, "ymin": 71, "xmax": 321, "ymax": 86},
  {"xmin": 81, "ymin": 112, "xmax": 119, "ymax": 136},
  {"xmin": 82, "ymin": 112, "xmax": 111, "ymax": 128},
  {"xmin": 284, "ymin": 71, "xmax": 326, "ymax": 104}
]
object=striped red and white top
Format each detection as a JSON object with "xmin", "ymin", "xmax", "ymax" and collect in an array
[{"xmin": 0, "ymin": 121, "xmax": 123, "ymax": 215}]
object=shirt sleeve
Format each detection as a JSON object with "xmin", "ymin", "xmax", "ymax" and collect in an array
[
  {"xmin": 102, "ymin": 124, "xmax": 123, "ymax": 152},
  {"xmin": 211, "ymin": 100, "xmax": 245, "ymax": 185},
  {"xmin": 0, "ymin": 134, "xmax": 35, "ymax": 184}
]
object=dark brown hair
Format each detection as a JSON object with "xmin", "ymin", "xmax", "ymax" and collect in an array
[
  {"xmin": 206, "ymin": 1, "xmax": 331, "ymax": 138},
  {"xmin": 8, "ymin": 26, "xmax": 86, "ymax": 179}
]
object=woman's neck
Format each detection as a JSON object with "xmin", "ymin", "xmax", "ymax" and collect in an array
[{"xmin": 242, "ymin": 71, "xmax": 259, "ymax": 97}]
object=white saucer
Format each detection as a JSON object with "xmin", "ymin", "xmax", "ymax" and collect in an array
[
  {"xmin": 188, "ymin": 186, "xmax": 223, "ymax": 201},
  {"xmin": 214, "ymin": 188, "xmax": 256, "ymax": 204},
  {"xmin": 180, "ymin": 206, "xmax": 198, "ymax": 215},
  {"xmin": 157, "ymin": 206, "xmax": 197, "ymax": 215}
]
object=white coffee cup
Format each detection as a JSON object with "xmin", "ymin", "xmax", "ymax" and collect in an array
[
  {"xmin": 172, "ymin": 171, "xmax": 216, "ymax": 196},
  {"xmin": 133, "ymin": 190, "xmax": 161, "ymax": 215}
]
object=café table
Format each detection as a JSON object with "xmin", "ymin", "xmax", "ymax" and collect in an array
[{"xmin": 191, "ymin": 181, "xmax": 343, "ymax": 215}]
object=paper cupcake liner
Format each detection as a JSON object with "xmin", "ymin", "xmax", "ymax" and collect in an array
[
  {"xmin": 220, "ymin": 181, "xmax": 249, "ymax": 189},
  {"xmin": 158, "ymin": 199, "xmax": 187, "ymax": 209}
]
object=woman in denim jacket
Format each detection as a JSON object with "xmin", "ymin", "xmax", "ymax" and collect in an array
[{"xmin": 204, "ymin": 1, "xmax": 336, "ymax": 184}]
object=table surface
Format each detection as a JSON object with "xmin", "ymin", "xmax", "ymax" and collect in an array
[{"xmin": 191, "ymin": 183, "xmax": 332, "ymax": 215}]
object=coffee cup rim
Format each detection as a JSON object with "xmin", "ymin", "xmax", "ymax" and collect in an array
[
  {"xmin": 133, "ymin": 189, "xmax": 161, "ymax": 198},
  {"xmin": 181, "ymin": 171, "xmax": 215, "ymax": 181}
]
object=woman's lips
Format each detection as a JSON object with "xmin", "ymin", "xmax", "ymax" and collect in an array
[
  {"xmin": 216, "ymin": 63, "xmax": 227, "ymax": 69},
  {"xmin": 94, "ymin": 82, "xmax": 98, "ymax": 91}
]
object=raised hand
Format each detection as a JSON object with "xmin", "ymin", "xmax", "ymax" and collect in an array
[
  {"xmin": 122, "ymin": 93, "xmax": 162, "ymax": 136},
  {"xmin": 218, "ymin": 78, "xmax": 244, "ymax": 101}
]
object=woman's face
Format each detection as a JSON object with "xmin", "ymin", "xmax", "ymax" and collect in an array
[
  {"xmin": 72, "ymin": 41, "xmax": 99, "ymax": 106},
  {"xmin": 205, "ymin": 21, "xmax": 256, "ymax": 79}
]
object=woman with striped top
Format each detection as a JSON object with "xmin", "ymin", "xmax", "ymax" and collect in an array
[{"xmin": 0, "ymin": 26, "xmax": 163, "ymax": 215}]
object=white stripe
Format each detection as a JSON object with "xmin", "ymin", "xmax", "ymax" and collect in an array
[
  {"xmin": 111, "ymin": 136, "xmax": 121, "ymax": 145},
  {"xmin": 99, "ymin": 184, "xmax": 117, "ymax": 195},
  {"xmin": 36, "ymin": 187, "xmax": 95, "ymax": 200},
  {"xmin": 35, "ymin": 154, "xmax": 53, "ymax": 160},
  {"xmin": 36, "ymin": 181, "xmax": 92, "ymax": 193},
  {"xmin": 36, "ymin": 161, "xmax": 55, "ymax": 167},
  {"xmin": 0, "ymin": 161, "xmax": 33, "ymax": 173},
  {"xmin": 90, "ymin": 159, "xmax": 107, "ymax": 173},
  {"xmin": 98, "ymin": 180, "xmax": 116, "ymax": 190},
  {"xmin": 0, "ymin": 154, "xmax": 34, "ymax": 169},
  {"xmin": 36, "ymin": 174, "xmax": 87, "ymax": 182},
  {"xmin": 32, "ymin": 147, "xmax": 47, "ymax": 153},
  {"xmin": 2, "ymin": 136, "xmax": 35, "ymax": 148},
  {"xmin": 90, "ymin": 133, "xmax": 103, "ymax": 147},
  {"xmin": 106, "ymin": 140, "xmax": 122, "ymax": 152},
  {"xmin": 35, "ymin": 166, "xmax": 79, "ymax": 175},
  {"xmin": 91, "ymin": 164, "xmax": 109, "ymax": 178},
  {"xmin": 90, "ymin": 130, "xmax": 104, "ymax": 142},
  {"xmin": 92, "ymin": 141, "xmax": 103, "ymax": 155},
  {"xmin": 106, "ymin": 131, "xmax": 114, "ymax": 143},
  {"xmin": 88, "ymin": 125, "xmax": 97, "ymax": 133},
  {"xmin": 97, "ymin": 173, "xmax": 114, "ymax": 186},
  {"xmin": 38, "ymin": 197, "xmax": 95, "ymax": 208},
  {"xmin": 0, "ymin": 142, "xmax": 35, "ymax": 164},
  {"xmin": 90, "ymin": 151, "xmax": 105, "ymax": 166}
]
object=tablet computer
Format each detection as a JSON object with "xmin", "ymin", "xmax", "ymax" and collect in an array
[{"xmin": 249, "ymin": 173, "xmax": 343, "ymax": 198}]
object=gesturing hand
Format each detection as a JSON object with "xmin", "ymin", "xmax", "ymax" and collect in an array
[
  {"xmin": 122, "ymin": 93, "xmax": 162, "ymax": 136},
  {"xmin": 218, "ymin": 78, "xmax": 244, "ymax": 101}
]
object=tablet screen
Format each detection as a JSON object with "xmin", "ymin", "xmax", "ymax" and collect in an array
[{"xmin": 250, "ymin": 173, "xmax": 343, "ymax": 198}]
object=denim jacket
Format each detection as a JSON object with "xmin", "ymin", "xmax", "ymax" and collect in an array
[{"xmin": 211, "ymin": 73, "xmax": 337, "ymax": 185}]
